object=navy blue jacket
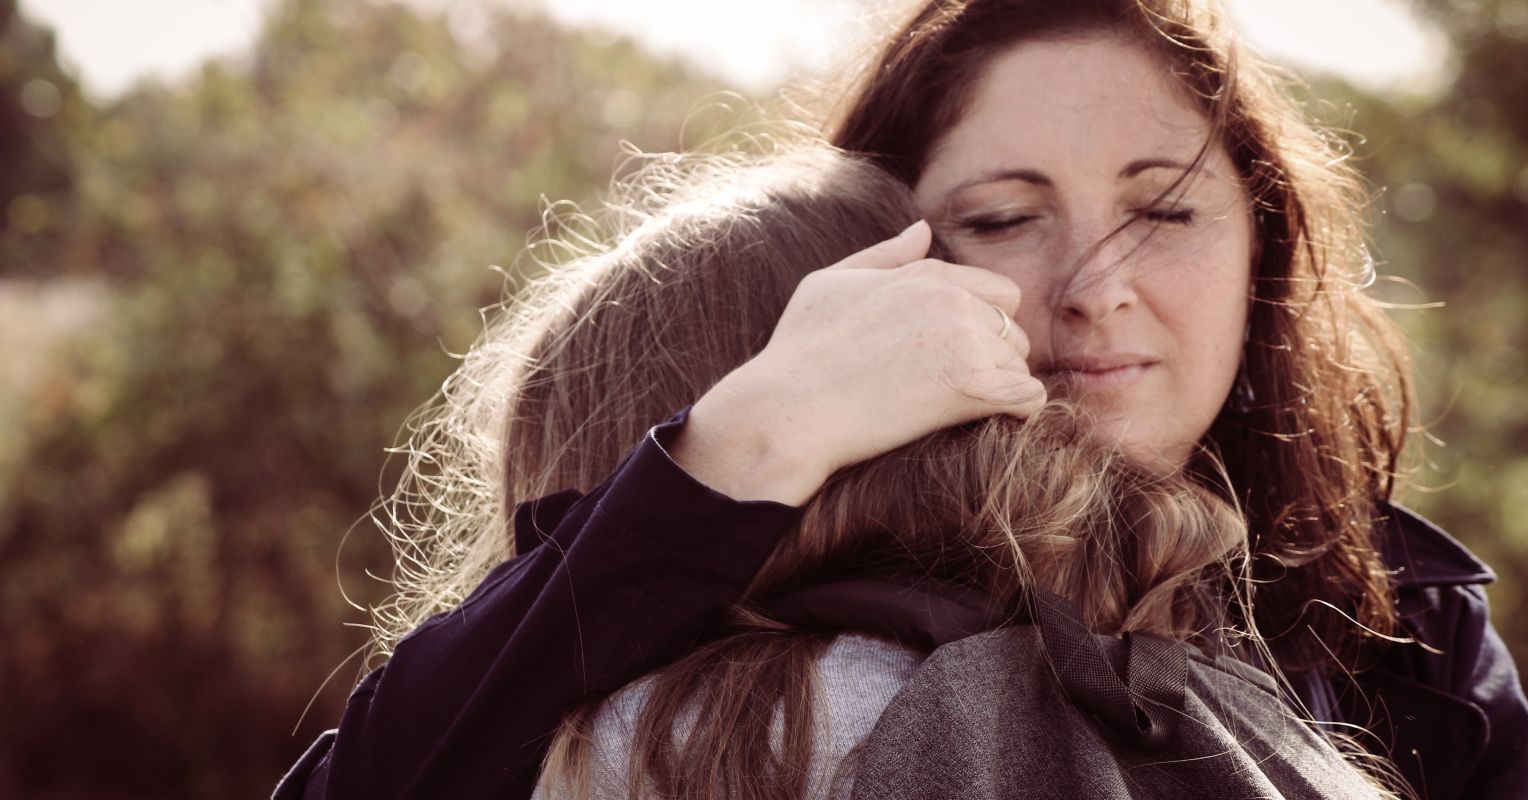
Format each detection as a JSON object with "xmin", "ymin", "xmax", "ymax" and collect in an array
[{"xmin": 274, "ymin": 407, "xmax": 1528, "ymax": 799}]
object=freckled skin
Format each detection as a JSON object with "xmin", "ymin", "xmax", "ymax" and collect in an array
[{"xmin": 914, "ymin": 33, "xmax": 1255, "ymax": 465}]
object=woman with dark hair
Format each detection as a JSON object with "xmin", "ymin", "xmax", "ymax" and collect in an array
[{"xmin": 275, "ymin": 1, "xmax": 1527, "ymax": 798}]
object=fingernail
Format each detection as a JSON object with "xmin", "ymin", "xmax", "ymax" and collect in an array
[{"xmin": 898, "ymin": 219, "xmax": 928, "ymax": 238}]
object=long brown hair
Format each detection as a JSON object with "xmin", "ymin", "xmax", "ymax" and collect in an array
[
  {"xmin": 513, "ymin": 143, "xmax": 1256, "ymax": 799},
  {"xmin": 825, "ymin": 0, "xmax": 1412, "ymax": 673}
]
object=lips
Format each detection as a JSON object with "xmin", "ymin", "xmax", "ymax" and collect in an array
[{"xmin": 1037, "ymin": 353, "xmax": 1157, "ymax": 392}]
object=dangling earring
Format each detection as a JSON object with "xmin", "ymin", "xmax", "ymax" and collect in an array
[
  {"xmin": 1230, "ymin": 319, "xmax": 1255, "ymax": 414},
  {"xmin": 1231, "ymin": 213, "xmax": 1264, "ymax": 415},
  {"xmin": 1231, "ymin": 361, "xmax": 1255, "ymax": 414}
]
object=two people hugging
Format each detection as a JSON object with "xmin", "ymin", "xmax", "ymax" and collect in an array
[{"xmin": 278, "ymin": 1, "xmax": 1528, "ymax": 798}]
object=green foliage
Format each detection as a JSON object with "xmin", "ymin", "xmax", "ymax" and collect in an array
[
  {"xmin": 1299, "ymin": 0, "xmax": 1528, "ymax": 679},
  {"xmin": 0, "ymin": 0, "xmax": 726, "ymax": 795}
]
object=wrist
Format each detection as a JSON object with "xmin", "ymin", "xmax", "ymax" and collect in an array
[{"xmin": 669, "ymin": 373, "xmax": 829, "ymax": 506}]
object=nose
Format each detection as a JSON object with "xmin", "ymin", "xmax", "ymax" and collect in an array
[{"xmin": 1051, "ymin": 225, "xmax": 1138, "ymax": 326}]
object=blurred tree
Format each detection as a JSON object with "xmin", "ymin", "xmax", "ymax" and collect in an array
[
  {"xmin": 0, "ymin": 0, "xmax": 90, "ymax": 278},
  {"xmin": 0, "ymin": 0, "xmax": 728, "ymax": 796},
  {"xmin": 1309, "ymin": 0, "xmax": 1528, "ymax": 676}
]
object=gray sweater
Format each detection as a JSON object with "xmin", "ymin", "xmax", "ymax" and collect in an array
[
  {"xmin": 847, "ymin": 626, "xmax": 1390, "ymax": 799},
  {"xmin": 531, "ymin": 633, "xmax": 925, "ymax": 799}
]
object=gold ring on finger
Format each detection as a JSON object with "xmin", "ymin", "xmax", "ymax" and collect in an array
[{"xmin": 990, "ymin": 304, "xmax": 1012, "ymax": 340}]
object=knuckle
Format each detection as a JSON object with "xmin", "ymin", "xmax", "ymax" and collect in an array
[
  {"xmin": 977, "ymin": 266, "xmax": 1017, "ymax": 289},
  {"xmin": 1004, "ymin": 284, "xmax": 1024, "ymax": 309},
  {"xmin": 961, "ymin": 326, "xmax": 990, "ymax": 352},
  {"xmin": 1009, "ymin": 330, "xmax": 1032, "ymax": 357},
  {"xmin": 992, "ymin": 283, "xmax": 1023, "ymax": 311},
  {"xmin": 900, "ymin": 260, "xmax": 936, "ymax": 281},
  {"xmin": 944, "ymin": 359, "xmax": 984, "ymax": 387},
  {"xmin": 919, "ymin": 281, "xmax": 969, "ymax": 311},
  {"xmin": 796, "ymin": 270, "xmax": 830, "ymax": 291},
  {"xmin": 987, "ymin": 373, "xmax": 1045, "ymax": 408}
]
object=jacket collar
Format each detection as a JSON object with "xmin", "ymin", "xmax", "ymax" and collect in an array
[
  {"xmin": 1380, "ymin": 503, "xmax": 1495, "ymax": 588},
  {"xmin": 763, "ymin": 504, "xmax": 1493, "ymax": 646}
]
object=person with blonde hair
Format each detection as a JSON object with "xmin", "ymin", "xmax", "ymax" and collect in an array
[{"xmin": 276, "ymin": 1, "xmax": 1527, "ymax": 798}]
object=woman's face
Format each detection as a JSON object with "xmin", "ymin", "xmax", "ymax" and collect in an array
[{"xmin": 914, "ymin": 33, "xmax": 1255, "ymax": 466}]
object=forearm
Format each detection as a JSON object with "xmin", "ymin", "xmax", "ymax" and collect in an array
[{"xmin": 303, "ymin": 407, "xmax": 802, "ymax": 799}]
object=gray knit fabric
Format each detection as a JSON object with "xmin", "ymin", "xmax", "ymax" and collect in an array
[
  {"xmin": 531, "ymin": 633, "xmax": 924, "ymax": 800},
  {"xmin": 849, "ymin": 627, "xmax": 1390, "ymax": 800}
]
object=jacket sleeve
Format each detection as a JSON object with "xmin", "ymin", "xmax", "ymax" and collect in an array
[
  {"xmin": 1367, "ymin": 508, "xmax": 1528, "ymax": 800},
  {"xmin": 272, "ymin": 406, "xmax": 803, "ymax": 799},
  {"xmin": 1365, "ymin": 581, "xmax": 1528, "ymax": 800},
  {"xmin": 1445, "ymin": 583, "xmax": 1528, "ymax": 799}
]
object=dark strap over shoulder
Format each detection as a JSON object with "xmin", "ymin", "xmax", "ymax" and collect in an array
[
  {"xmin": 764, "ymin": 580, "xmax": 1003, "ymax": 650},
  {"xmin": 1029, "ymin": 591, "xmax": 1186, "ymax": 749},
  {"xmin": 776, "ymin": 582, "xmax": 1388, "ymax": 799},
  {"xmin": 766, "ymin": 583, "xmax": 1188, "ymax": 747}
]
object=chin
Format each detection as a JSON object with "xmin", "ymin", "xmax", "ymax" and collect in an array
[{"xmin": 1083, "ymin": 413, "xmax": 1194, "ymax": 471}]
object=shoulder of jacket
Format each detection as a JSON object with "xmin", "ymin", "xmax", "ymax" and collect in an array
[{"xmin": 1381, "ymin": 503, "xmax": 1496, "ymax": 588}]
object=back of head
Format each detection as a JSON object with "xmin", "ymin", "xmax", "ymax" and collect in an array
[
  {"xmin": 780, "ymin": 406, "xmax": 1244, "ymax": 639},
  {"xmin": 502, "ymin": 145, "xmax": 925, "ymax": 505},
  {"xmin": 367, "ymin": 138, "xmax": 939, "ymax": 674}
]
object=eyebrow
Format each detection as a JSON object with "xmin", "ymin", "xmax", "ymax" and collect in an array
[
  {"xmin": 1120, "ymin": 158, "xmax": 1197, "ymax": 178},
  {"xmin": 946, "ymin": 158, "xmax": 1223, "ymax": 195},
  {"xmin": 949, "ymin": 168, "xmax": 1051, "ymax": 193}
]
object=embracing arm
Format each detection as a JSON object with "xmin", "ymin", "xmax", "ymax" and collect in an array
[
  {"xmin": 273, "ymin": 221, "xmax": 1050, "ymax": 799},
  {"xmin": 273, "ymin": 407, "xmax": 803, "ymax": 800}
]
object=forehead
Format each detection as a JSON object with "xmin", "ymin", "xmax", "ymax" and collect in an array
[{"xmin": 917, "ymin": 34, "xmax": 1225, "ymax": 198}]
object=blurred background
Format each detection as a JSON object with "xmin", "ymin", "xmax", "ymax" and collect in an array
[{"xmin": 0, "ymin": 0, "xmax": 1523, "ymax": 796}]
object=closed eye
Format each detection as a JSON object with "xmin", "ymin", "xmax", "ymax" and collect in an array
[
  {"xmin": 1135, "ymin": 207, "xmax": 1196, "ymax": 225},
  {"xmin": 960, "ymin": 214, "xmax": 1038, "ymax": 236}
]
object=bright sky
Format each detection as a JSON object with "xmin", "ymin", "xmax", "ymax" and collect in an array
[{"xmin": 22, "ymin": 0, "xmax": 1451, "ymax": 101}]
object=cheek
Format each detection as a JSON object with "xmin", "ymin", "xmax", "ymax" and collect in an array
[
  {"xmin": 947, "ymin": 246, "xmax": 1056, "ymax": 328},
  {"xmin": 1155, "ymin": 216, "xmax": 1253, "ymax": 304},
  {"xmin": 1154, "ymin": 255, "xmax": 1248, "ymax": 321},
  {"xmin": 946, "ymin": 236, "xmax": 1053, "ymax": 294},
  {"xmin": 1141, "ymin": 237, "xmax": 1251, "ymax": 361}
]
